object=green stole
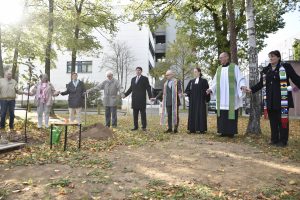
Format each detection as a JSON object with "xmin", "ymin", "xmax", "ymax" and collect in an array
[{"xmin": 216, "ymin": 63, "xmax": 236, "ymax": 120}]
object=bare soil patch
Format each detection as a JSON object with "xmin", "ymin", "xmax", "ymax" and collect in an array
[{"xmin": 1, "ymin": 133, "xmax": 300, "ymax": 199}]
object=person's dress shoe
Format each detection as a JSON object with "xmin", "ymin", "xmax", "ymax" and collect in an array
[
  {"xmin": 131, "ymin": 128, "xmax": 138, "ymax": 131},
  {"xmin": 142, "ymin": 128, "xmax": 147, "ymax": 132},
  {"xmin": 268, "ymin": 141, "xmax": 278, "ymax": 146},
  {"xmin": 277, "ymin": 142, "xmax": 287, "ymax": 147},
  {"xmin": 173, "ymin": 129, "xmax": 178, "ymax": 133},
  {"xmin": 164, "ymin": 129, "xmax": 172, "ymax": 133}
]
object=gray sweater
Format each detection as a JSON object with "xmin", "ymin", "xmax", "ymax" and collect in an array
[{"xmin": 89, "ymin": 78, "xmax": 121, "ymax": 107}]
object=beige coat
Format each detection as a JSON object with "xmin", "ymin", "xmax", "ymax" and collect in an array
[{"xmin": 0, "ymin": 78, "xmax": 19, "ymax": 100}]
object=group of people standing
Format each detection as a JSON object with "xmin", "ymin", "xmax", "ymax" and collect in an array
[
  {"xmin": 0, "ymin": 50, "xmax": 299, "ymax": 148},
  {"xmin": 121, "ymin": 52, "xmax": 246, "ymax": 137},
  {"xmin": 113, "ymin": 50, "xmax": 300, "ymax": 148}
]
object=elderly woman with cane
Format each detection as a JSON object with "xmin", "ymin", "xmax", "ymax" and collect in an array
[{"xmin": 29, "ymin": 74, "xmax": 59, "ymax": 128}]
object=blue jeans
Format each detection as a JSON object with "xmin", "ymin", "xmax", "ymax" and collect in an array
[
  {"xmin": 1, "ymin": 100, "xmax": 15, "ymax": 129},
  {"xmin": 105, "ymin": 106, "xmax": 117, "ymax": 127}
]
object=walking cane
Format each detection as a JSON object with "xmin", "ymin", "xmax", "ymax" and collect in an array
[
  {"xmin": 85, "ymin": 92, "xmax": 87, "ymax": 126},
  {"xmin": 24, "ymin": 62, "xmax": 33, "ymax": 143}
]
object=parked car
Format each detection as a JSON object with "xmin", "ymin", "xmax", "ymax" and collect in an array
[{"xmin": 208, "ymin": 100, "xmax": 217, "ymax": 113}]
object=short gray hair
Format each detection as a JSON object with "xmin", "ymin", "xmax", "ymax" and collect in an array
[
  {"xmin": 40, "ymin": 73, "xmax": 49, "ymax": 81},
  {"xmin": 166, "ymin": 70, "xmax": 175, "ymax": 75},
  {"xmin": 106, "ymin": 71, "xmax": 113, "ymax": 76}
]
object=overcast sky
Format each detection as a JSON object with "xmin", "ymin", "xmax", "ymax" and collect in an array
[{"xmin": 258, "ymin": 8, "xmax": 300, "ymax": 65}]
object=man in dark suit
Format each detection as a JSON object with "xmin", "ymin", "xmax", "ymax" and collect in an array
[{"xmin": 123, "ymin": 67, "xmax": 152, "ymax": 131}]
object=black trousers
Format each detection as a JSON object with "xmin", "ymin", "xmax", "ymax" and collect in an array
[
  {"xmin": 217, "ymin": 109, "xmax": 238, "ymax": 135},
  {"xmin": 166, "ymin": 106, "xmax": 179, "ymax": 130},
  {"xmin": 133, "ymin": 108, "xmax": 147, "ymax": 129},
  {"xmin": 268, "ymin": 109, "xmax": 289, "ymax": 144}
]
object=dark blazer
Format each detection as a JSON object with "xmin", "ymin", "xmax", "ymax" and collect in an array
[
  {"xmin": 251, "ymin": 62, "xmax": 300, "ymax": 110},
  {"xmin": 124, "ymin": 75, "xmax": 152, "ymax": 109},
  {"xmin": 61, "ymin": 80, "xmax": 86, "ymax": 108},
  {"xmin": 156, "ymin": 79, "xmax": 182, "ymax": 106}
]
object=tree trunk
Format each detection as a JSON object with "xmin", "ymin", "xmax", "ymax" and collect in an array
[
  {"xmin": 120, "ymin": 55, "xmax": 124, "ymax": 87},
  {"xmin": 0, "ymin": 25, "xmax": 4, "ymax": 78},
  {"xmin": 182, "ymin": 69, "xmax": 186, "ymax": 110},
  {"xmin": 12, "ymin": 0, "xmax": 28, "ymax": 80},
  {"xmin": 124, "ymin": 66, "xmax": 128, "ymax": 91},
  {"xmin": 228, "ymin": 0, "xmax": 238, "ymax": 64},
  {"xmin": 12, "ymin": 42, "xmax": 20, "ymax": 80},
  {"xmin": 45, "ymin": 0, "xmax": 54, "ymax": 81},
  {"xmin": 71, "ymin": 0, "xmax": 84, "ymax": 78},
  {"xmin": 245, "ymin": 0, "xmax": 261, "ymax": 134},
  {"xmin": 71, "ymin": 25, "xmax": 79, "ymax": 75},
  {"xmin": 206, "ymin": 4, "xmax": 230, "ymax": 75}
]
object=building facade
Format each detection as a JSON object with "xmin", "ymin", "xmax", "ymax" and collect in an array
[{"xmin": 18, "ymin": 16, "xmax": 157, "ymax": 101}]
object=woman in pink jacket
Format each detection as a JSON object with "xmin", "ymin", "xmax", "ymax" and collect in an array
[{"xmin": 30, "ymin": 74, "xmax": 59, "ymax": 128}]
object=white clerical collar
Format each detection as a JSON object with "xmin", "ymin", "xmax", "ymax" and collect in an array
[{"xmin": 195, "ymin": 77, "xmax": 199, "ymax": 84}]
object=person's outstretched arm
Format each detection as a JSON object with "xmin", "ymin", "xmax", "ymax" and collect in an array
[
  {"xmin": 124, "ymin": 79, "xmax": 133, "ymax": 97},
  {"xmin": 184, "ymin": 80, "xmax": 192, "ymax": 97},
  {"xmin": 145, "ymin": 77, "xmax": 152, "ymax": 98},
  {"xmin": 250, "ymin": 71, "xmax": 264, "ymax": 94},
  {"xmin": 60, "ymin": 83, "xmax": 70, "ymax": 96},
  {"xmin": 286, "ymin": 63, "xmax": 300, "ymax": 89},
  {"xmin": 204, "ymin": 79, "xmax": 211, "ymax": 102}
]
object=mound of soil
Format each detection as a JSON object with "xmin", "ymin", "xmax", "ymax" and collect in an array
[{"xmin": 80, "ymin": 123, "xmax": 114, "ymax": 140}]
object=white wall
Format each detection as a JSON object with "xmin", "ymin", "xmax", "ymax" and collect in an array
[
  {"xmin": 165, "ymin": 17, "xmax": 177, "ymax": 44},
  {"xmin": 17, "ymin": 21, "xmax": 155, "ymax": 101}
]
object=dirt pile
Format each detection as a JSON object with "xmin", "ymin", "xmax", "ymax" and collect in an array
[{"xmin": 81, "ymin": 123, "xmax": 114, "ymax": 140}]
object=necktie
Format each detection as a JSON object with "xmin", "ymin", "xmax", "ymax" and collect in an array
[{"xmin": 135, "ymin": 76, "xmax": 139, "ymax": 84}]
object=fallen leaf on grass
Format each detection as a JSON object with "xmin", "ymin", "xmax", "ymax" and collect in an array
[
  {"xmin": 289, "ymin": 180, "xmax": 297, "ymax": 185},
  {"xmin": 22, "ymin": 187, "xmax": 31, "ymax": 191}
]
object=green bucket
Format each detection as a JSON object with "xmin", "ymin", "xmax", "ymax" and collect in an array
[{"xmin": 51, "ymin": 126, "xmax": 62, "ymax": 144}]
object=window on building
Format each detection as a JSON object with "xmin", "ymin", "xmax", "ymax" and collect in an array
[
  {"xmin": 155, "ymin": 53, "xmax": 165, "ymax": 62},
  {"xmin": 156, "ymin": 35, "xmax": 166, "ymax": 44},
  {"xmin": 67, "ymin": 61, "xmax": 92, "ymax": 73}
]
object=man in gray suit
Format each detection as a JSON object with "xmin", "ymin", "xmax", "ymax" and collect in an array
[
  {"xmin": 60, "ymin": 72, "xmax": 86, "ymax": 123},
  {"xmin": 87, "ymin": 71, "xmax": 122, "ymax": 127}
]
